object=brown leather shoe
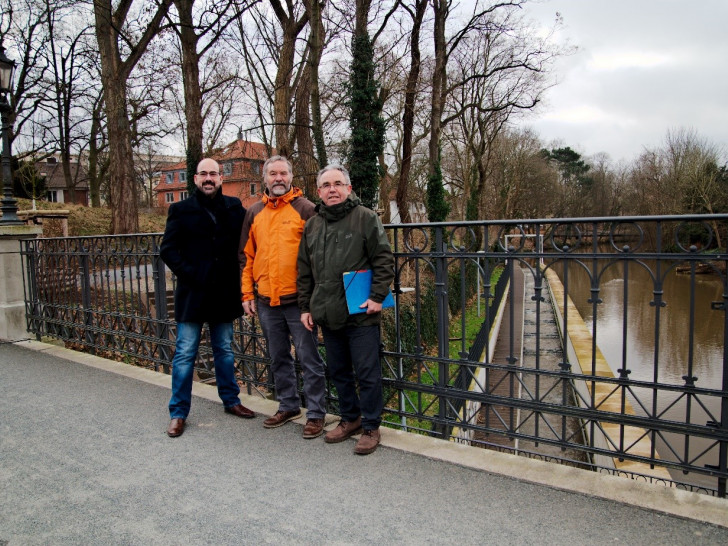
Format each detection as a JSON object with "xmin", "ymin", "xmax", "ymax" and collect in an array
[
  {"xmin": 324, "ymin": 417, "xmax": 362, "ymax": 444},
  {"xmin": 225, "ymin": 403, "xmax": 256, "ymax": 419},
  {"xmin": 302, "ymin": 418, "xmax": 325, "ymax": 439},
  {"xmin": 354, "ymin": 428, "xmax": 380, "ymax": 455},
  {"xmin": 167, "ymin": 418, "xmax": 185, "ymax": 438},
  {"xmin": 263, "ymin": 409, "xmax": 302, "ymax": 428}
]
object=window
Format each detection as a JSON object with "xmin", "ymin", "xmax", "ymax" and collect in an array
[
  {"xmin": 179, "ymin": 191, "xmax": 188, "ymax": 200},
  {"xmin": 165, "ymin": 173, "xmax": 174, "ymax": 184},
  {"xmin": 250, "ymin": 183, "xmax": 256, "ymax": 195},
  {"xmin": 251, "ymin": 161, "xmax": 261, "ymax": 175},
  {"xmin": 47, "ymin": 190, "xmax": 58, "ymax": 203},
  {"xmin": 223, "ymin": 162, "xmax": 232, "ymax": 176},
  {"xmin": 165, "ymin": 193, "xmax": 174, "ymax": 203},
  {"xmin": 179, "ymin": 171, "xmax": 186, "ymax": 183}
]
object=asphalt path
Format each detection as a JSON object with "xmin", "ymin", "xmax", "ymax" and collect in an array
[{"xmin": 1, "ymin": 341, "xmax": 727, "ymax": 545}]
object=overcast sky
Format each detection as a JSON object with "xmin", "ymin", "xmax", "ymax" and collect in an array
[{"xmin": 516, "ymin": 0, "xmax": 728, "ymax": 165}]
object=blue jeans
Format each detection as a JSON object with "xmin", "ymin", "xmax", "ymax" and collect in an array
[
  {"xmin": 169, "ymin": 321, "xmax": 241, "ymax": 419},
  {"xmin": 321, "ymin": 324, "xmax": 383, "ymax": 430},
  {"xmin": 257, "ymin": 300, "xmax": 327, "ymax": 419}
]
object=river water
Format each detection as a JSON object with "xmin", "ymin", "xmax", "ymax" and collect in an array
[{"xmin": 555, "ymin": 257, "xmax": 726, "ymax": 490}]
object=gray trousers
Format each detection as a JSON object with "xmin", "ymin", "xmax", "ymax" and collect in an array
[{"xmin": 257, "ymin": 300, "xmax": 327, "ymax": 420}]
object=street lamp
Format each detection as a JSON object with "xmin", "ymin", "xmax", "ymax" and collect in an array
[{"xmin": 0, "ymin": 43, "xmax": 21, "ymax": 225}]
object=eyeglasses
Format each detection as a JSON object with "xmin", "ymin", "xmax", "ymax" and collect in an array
[
  {"xmin": 318, "ymin": 181, "xmax": 349, "ymax": 190},
  {"xmin": 196, "ymin": 171, "xmax": 220, "ymax": 178}
]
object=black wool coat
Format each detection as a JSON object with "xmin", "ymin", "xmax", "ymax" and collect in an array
[{"xmin": 160, "ymin": 190, "xmax": 245, "ymax": 323}]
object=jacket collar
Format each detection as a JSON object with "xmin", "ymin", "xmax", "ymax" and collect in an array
[
  {"xmin": 317, "ymin": 192, "xmax": 360, "ymax": 221},
  {"xmin": 193, "ymin": 188, "xmax": 225, "ymax": 208}
]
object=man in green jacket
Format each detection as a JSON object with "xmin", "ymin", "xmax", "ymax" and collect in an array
[{"xmin": 297, "ymin": 164, "xmax": 394, "ymax": 455}]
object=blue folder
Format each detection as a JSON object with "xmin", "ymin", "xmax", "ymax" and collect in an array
[{"xmin": 343, "ymin": 269, "xmax": 395, "ymax": 314}]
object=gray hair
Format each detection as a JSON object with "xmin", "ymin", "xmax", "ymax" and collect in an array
[
  {"xmin": 262, "ymin": 155, "xmax": 293, "ymax": 180},
  {"xmin": 316, "ymin": 164, "xmax": 351, "ymax": 187}
]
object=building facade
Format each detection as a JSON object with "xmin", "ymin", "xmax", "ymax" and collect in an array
[
  {"xmin": 36, "ymin": 157, "xmax": 90, "ymax": 206},
  {"xmin": 154, "ymin": 139, "xmax": 272, "ymax": 209}
]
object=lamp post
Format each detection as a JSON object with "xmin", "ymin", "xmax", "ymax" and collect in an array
[{"xmin": 0, "ymin": 43, "xmax": 21, "ymax": 225}]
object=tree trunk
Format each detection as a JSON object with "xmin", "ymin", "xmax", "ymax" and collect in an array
[
  {"xmin": 94, "ymin": 4, "xmax": 136, "ymax": 232},
  {"xmin": 395, "ymin": 0, "xmax": 426, "ymax": 223},
  {"xmin": 307, "ymin": 0, "xmax": 327, "ymax": 168},
  {"xmin": 93, "ymin": 0, "xmax": 170, "ymax": 233},
  {"xmin": 270, "ymin": 1, "xmax": 309, "ymax": 158},
  {"xmin": 428, "ymin": 0, "xmax": 447, "ymax": 177},
  {"xmin": 87, "ymin": 93, "xmax": 105, "ymax": 208},
  {"xmin": 174, "ymin": 0, "xmax": 203, "ymax": 194},
  {"xmin": 294, "ymin": 63, "xmax": 317, "ymax": 199}
]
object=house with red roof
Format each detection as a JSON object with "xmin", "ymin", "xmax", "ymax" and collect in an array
[{"xmin": 154, "ymin": 137, "xmax": 273, "ymax": 209}]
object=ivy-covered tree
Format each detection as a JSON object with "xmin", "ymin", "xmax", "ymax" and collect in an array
[
  {"xmin": 426, "ymin": 153, "xmax": 450, "ymax": 222},
  {"xmin": 347, "ymin": 30, "xmax": 384, "ymax": 210}
]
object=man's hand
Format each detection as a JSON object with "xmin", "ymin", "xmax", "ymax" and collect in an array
[
  {"xmin": 359, "ymin": 299, "xmax": 382, "ymax": 314},
  {"xmin": 243, "ymin": 299, "xmax": 256, "ymax": 317},
  {"xmin": 300, "ymin": 312, "xmax": 315, "ymax": 331}
]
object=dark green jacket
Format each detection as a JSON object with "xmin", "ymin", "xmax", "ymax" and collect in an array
[{"xmin": 297, "ymin": 193, "xmax": 394, "ymax": 331}]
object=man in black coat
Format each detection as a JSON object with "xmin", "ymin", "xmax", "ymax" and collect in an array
[{"xmin": 160, "ymin": 158, "xmax": 255, "ymax": 438}]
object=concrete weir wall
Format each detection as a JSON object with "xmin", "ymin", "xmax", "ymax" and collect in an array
[
  {"xmin": 452, "ymin": 277, "xmax": 510, "ymax": 444},
  {"xmin": 544, "ymin": 268, "xmax": 673, "ymax": 482}
]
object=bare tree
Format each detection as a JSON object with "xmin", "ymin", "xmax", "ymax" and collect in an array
[
  {"xmin": 307, "ymin": 0, "xmax": 327, "ymax": 169},
  {"xmin": 93, "ymin": 0, "xmax": 172, "ymax": 233},
  {"xmin": 270, "ymin": 0, "xmax": 310, "ymax": 158},
  {"xmin": 40, "ymin": 0, "xmax": 97, "ymax": 204},
  {"xmin": 394, "ymin": 0, "xmax": 426, "ymax": 223},
  {"xmin": 628, "ymin": 128, "xmax": 727, "ymax": 246},
  {"xmin": 168, "ymin": 0, "xmax": 253, "ymax": 192},
  {"xmin": 0, "ymin": 0, "xmax": 53, "ymax": 158},
  {"xmin": 427, "ymin": 1, "xmax": 561, "ymax": 221},
  {"xmin": 227, "ymin": 3, "xmax": 276, "ymax": 150}
]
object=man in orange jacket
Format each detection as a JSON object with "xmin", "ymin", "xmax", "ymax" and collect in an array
[{"xmin": 239, "ymin": 156, "xmax": 327, "ymax": 438}]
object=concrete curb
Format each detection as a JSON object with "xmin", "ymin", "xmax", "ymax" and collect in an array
[{"xmin": 17, "ymin": 338, "xmax": 728, "ymax": 528}]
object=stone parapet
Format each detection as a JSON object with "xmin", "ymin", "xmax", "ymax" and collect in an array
[{"xmin": 0, "ymin": 224, "xmax": 42, "ymax": 341}]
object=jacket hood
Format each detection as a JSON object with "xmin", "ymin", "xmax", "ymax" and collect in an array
[
  {"xmin": 262, "ymin": 185, "xmax": 304, "ymax": 208},
  {"xmin": 316, "ymin": 192, "xmax": 360, "ymax": 222}
]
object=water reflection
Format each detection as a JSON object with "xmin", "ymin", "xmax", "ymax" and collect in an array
[{"xmin": 556, "ymin": 258, "xmax": 724, "ymax": 389}]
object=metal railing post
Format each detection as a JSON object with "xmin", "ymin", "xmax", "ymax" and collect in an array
[
  {"xmin": 79, "ymin": 246, "xmax": 95, "ymax": 352},
  {"xmin": 434, "ymin": 226, "xmax": 449, "ymax": 437},
  {"xmin": 152, "ymin": 237, "xmax": 170, "ymax": 374}
]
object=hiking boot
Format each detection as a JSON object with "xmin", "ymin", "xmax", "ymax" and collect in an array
[
  {"xmin": 263, "ymin": 409, "xmax": 302, "ymax": 428},
  {"xmin": 354, "ymin": 428, "xmax": 380, "ymax": 455},
  {"xmin": 302, "ymin": 418, "xmax": 325, "ymax": 439},
  {"xmin": 324, "ymin": 417, "xmax": 362, "ymax": 444}
]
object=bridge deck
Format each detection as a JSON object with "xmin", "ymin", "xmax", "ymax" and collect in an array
[{"xmin": 1, "ymin": 340, "xmax": 727, "ymax": 543}]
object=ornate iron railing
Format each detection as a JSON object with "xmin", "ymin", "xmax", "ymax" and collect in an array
[{"xmin": 20, "ymin": 214, "xmax": 728, "ymax": 497}]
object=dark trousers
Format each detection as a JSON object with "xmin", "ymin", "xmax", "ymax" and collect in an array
[
  {"xmin": 257, "ymin": 300, "xmax": 327, "ymax": 419},
  {"xmin": 321, "ymin": 324, "xmax": 383, "ymax": 430}
]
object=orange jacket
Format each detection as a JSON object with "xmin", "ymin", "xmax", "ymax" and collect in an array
[{"xmin": 238, "ymin": 186, "xmax": 316, "ymax": 306}]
